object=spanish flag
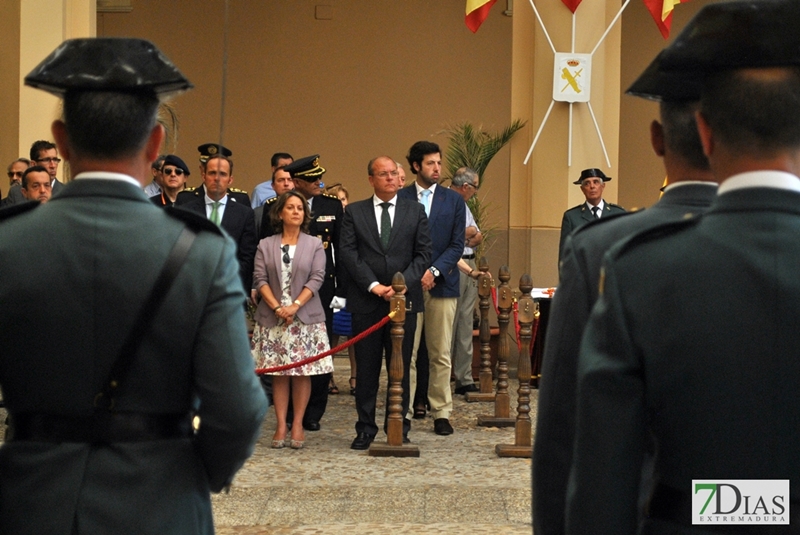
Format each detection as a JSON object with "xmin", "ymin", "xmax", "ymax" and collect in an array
[
  {"xmin": 643, "ymin": 0, "xmax": 690, "ymax": 39},
  {"xmin": 465, "ymin": 0, "xmax": 497, "ymax": 33}
]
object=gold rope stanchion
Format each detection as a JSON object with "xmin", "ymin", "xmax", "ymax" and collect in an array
[{"xmin": 370, "ymin": 272, "xmax": 419, "ymax": 457}]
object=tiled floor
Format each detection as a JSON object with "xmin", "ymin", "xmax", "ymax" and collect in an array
[{"xmin": 214, "ymin": 354, "xmax": 535, "ymax": 534}]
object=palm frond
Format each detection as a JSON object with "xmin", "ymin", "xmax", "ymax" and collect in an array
[{"xmin": 439, "ymin": 119, "xmax": 526, "ymax": 259}]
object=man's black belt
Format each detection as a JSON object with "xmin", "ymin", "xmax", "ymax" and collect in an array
[
  {"xmin": 648, "ymin": 483, "xmax": 799, "ymax": 533},
  {"xmin": 8, "ymin": 412, "xmax": 193, "ymax": 443},
  {"xmin": 462, "ymin": 254, "xmax": 475, "ymax": 259}
]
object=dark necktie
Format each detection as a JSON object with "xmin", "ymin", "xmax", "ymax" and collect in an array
[
  {"xmin": 380, "ymin": 202, "xmax": 392, "ymax": 249},
  {"xmin": 592, "ymin": 206, "xmax": 600, "ymax": 219}
]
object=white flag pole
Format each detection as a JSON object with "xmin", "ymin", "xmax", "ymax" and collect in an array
[
  {"xmin": 587, "ymin": 101, "xmax": 611, "ymax": 168},
  {"xmin": 524, "ymin": 100, "xmax": 556, "ymax": 165}
]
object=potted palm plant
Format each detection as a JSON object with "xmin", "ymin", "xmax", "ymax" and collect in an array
[{"xmin": 440, "ymin": 119, "xmax": 525, "ymax": 259}]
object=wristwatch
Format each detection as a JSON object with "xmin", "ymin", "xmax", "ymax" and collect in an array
[
  {"xmin": 293, "ymin": 299, "xmax": 302, "ymax": 306},
  {"xmin": 428, "ymin": 266, "xmax": 440, "ymax": 278}
]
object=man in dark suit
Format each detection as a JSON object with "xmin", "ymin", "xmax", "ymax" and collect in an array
[
  {"xmin": 175, "ymin": 143, "xmax": 251, "ymax": 206},
  {"xmin": 558, "ymin": 168, "xmax": 625, "ymax": 262},
  {"xmin": 260, "ymin": 154, "xmax": 342, "ymax": 431},
  {"xmin": 178, "ymin": 153, "xmax": 257, "ymax": 293},
  {"xmin": 568, "ymin": 2, "xmax": 800, "ymax": 533},
  {"xmin": 0, "ymin": 38, "xmax": 267, "ymax": 535},
  {"xmin": 398, "ymin": 141, "xmax": 465, "ymax": 436},
  {"xmin": 29, "ymin": 140, "xmax": 65, "ymax": 196},
  {"xmin": 339, "ymin": 155, "xmax": 431, "ymax": 449},
  {"xmin": 533, "ymin": 52, "xmax": 717, "ymax": 535}
]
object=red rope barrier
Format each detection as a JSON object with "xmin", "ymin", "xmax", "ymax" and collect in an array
[{"xmin": 255, "ymin": 311, "xmax": 395, "ymax": 375}]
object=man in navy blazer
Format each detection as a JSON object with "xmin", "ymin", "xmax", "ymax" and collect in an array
[
  {"xmin": 339, "ymin": 155, "xmax": 431, "ymax": 449},
  {"xmin": 398, "ymin": 141, "xmax": 465, "ymax": 436},
  {"xmin": 178, "ymin": 154, "xmax": 257, "ymax": 293}
]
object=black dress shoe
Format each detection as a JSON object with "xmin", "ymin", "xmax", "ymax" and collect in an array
[
  {"xmin": 434, "ymin": 418, "xmax": 454, "ymax": 436},
  {"xmin": 303, "ymin": 420, "xmax": 321, "ymax": 431},
  {"xmin": 403, "ymin": 435, "xmax": 411, "ymax": 444},
  {"xmin": 350, "ymin": 432, "xmax": 374, "ymax": 450},
  {"xmin": 455, "ymin": 383, "xmax": 480, "ymax": 395}
]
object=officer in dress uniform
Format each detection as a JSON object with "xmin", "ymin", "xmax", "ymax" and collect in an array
[
  {"xmin": 0, "ymin": 37, "xmax": 267, "ymax": 534},
  {"xmin": 558, "ymin": 168, "xmax": 625, "ymax": 263},
  {"xmin": 175, "ymin": 143, "xmax": 251, "ymax": 206},
  {"xmin": 260, "ymin": 154, "xmax": 343, "ymax": 431}
]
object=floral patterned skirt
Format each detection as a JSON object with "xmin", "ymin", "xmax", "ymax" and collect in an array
[{"xmin": 251, "ymin": 319, "xmax": 333, "ymax": 376}]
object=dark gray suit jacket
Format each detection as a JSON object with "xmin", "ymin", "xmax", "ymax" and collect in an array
[
  {"xmin": 0, "ymin": 177, "xmax": 267, "ymax": 535},
  {"xmin": 339, "ymin": 196, "xmax": 431, "ymax": 314},
  {"xmin": 534, "ymin": 183, "xmax": 717, "ymax": 535}
]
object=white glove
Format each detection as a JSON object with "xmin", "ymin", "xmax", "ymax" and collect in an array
[{"xmin": 330, "ymin": 297, "xmax": 347, "ymax": 310}]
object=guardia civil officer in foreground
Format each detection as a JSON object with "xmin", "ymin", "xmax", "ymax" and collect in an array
[
  {"xmin": 534, "ymin": 51, "xmax": 717, "ymax": 535},
  {"xmin": 568, "ymin": 1, "xmax": 800, "ymax": 533},
  {"xmin": 0, "ymin": 38, "xmax": 268, "ymax": 534}
]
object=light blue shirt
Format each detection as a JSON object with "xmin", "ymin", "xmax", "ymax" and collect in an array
[{"xmin": 251, "ymin": 180, "xmax": 275, "ymax": 208}]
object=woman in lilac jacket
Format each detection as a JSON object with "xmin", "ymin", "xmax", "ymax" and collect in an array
[{"xmin": 251, "ymin": 191, "xmax": 333, "ymax": 449}]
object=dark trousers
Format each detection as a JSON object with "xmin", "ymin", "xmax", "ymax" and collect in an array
[
  {"xmin": 412, "ymin": 331, "xmax": 430, "ymax": 410},
  {"xmin": 352, "ymin": 305, "xmax": 415, "ymax": 437}
]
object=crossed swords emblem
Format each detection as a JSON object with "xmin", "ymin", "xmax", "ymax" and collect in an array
[{"xmin": 561, "ymin": 67, "xmax": 583, "ymax": 93}]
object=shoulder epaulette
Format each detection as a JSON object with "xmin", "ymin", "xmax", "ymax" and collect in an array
[
  {"xmin": 607, "ymin": 202, "xmax": 625, "ymax": 210},
  {"xmin": 265, "ymin": 196, "xmax": 278, "ymax": 205},
  {"xmin": 164, "ymin": 206, "xmax": 223, "ymax": 235},
  {"xmin": 0, "ymin": 200, "xmax": 39, "ymax": 221},
  {"xmin": 229, "ymin": 187, "xmax": 248, "ymax": 194},
  {"xmin": 322, "ymin": 192, "xmax": 339, "ymax": 200},
  {"xmin": 611, "ymin": 213, "xmax": 701, "ymax": 260},
  {"xmin": 182, "ymin": 186, "xmax": 197, "ymax": 192}
]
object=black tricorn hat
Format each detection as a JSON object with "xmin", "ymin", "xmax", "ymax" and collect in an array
[
  {"xmin": 650, "ymin": 0, "xmax": 800, "ymax": 101},
  {"xmin": 284, "ymin": 154, "xmax": 326, "ymax": 181},
  {"xmin": 574, "ymin": 168, "xmax": 611, "ymax": 185},
  {"xmin": 25, "ymin": 38, "xmax": 192, "ymax": 98},
  {"xmin": 626, "ymin": 50, "xmax": 703, "ymax": 102},
  {"xmin": 198, "ymin": 143, "xmax": 233, "ymax": 163}
]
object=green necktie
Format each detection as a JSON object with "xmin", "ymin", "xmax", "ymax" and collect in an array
[
  {"xmin": 210, "ymin": 201, "xmax": 221, "ymax": 225},
  {"xmin": 380, "ymin": 202, "xmax": 392, "ymax": 249}
]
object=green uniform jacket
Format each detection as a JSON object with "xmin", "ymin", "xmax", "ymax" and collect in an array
[
  {"xmin": 558, "ymin": 201, "xmax": 625, "ymax": 264},
  {"xmin": 534, "ymin": 183, "xmax": 717, "ymax": 535},
  {"xmin": 0, "ymin": 177, "xmax": 268, "ymax": 535},
  {"xmin": 567, "ymin": 186, "xmax": 800, "ymax": 534}
]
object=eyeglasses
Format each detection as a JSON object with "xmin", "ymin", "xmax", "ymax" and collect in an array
[
  {"xmin": 373, "ymin": 170, "xmax": 399, "ymax": 179},
  {"xmin": 281, "ymin": 244, "xmax": 290, "ymax": 265},
  {"xmin": 162, "ymin": 167, "xmax": 184, "ymax": 176},
  {"xmin": 36, "ymin": 157, "xmax": 61, "ymax": 164},
  {"xmin": 7, "ymin": 171, "xmax": 23, "ymax": 178},
  {"xmin": 464, "ymin": 182, "xmax": 478, "ymax": 190}
]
